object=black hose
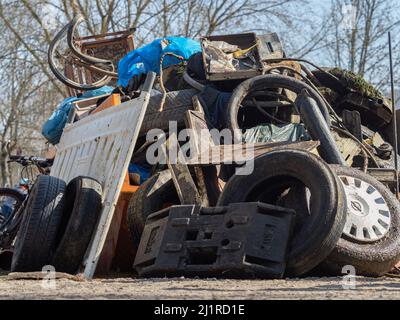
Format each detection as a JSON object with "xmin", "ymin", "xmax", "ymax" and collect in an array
[
  {"xmin": 264, "ymin": 65, "xmax": 342, "ymax": 124},
  {"xmin": 263, "ymin": 57, "xmax": 342, "ymax": 86},
  {"xmin": 295, "ymin": 90, "xmax": 346, "ymax": 165},
  {"xmin": 225, "ymin": 74, "xmax": 331, "ymax": 142}
]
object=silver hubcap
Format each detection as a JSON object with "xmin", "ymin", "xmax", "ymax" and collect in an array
[{"xmin": 339, "ymin": 175, "xmax": 391, "ymax": 243}]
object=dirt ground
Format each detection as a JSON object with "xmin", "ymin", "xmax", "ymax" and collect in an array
[{"xmin": 1, "ymin": 270, "xmax": 400, "ymax": 299}]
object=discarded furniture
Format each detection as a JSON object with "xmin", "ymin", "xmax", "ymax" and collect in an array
[{"xmin": 48, "ymin": 15, "xmax": 135, "ymax": 96}]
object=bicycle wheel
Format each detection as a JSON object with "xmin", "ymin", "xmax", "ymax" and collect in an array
[
  {"xmin": 48, "ymin": 18, "xmax": 113, "ymax": 91},
  {"xmin": 0, "ymin": 188, "xmax": 25, "ymax": 228}
]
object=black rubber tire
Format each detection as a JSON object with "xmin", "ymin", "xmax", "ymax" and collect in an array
[
  {"xmin": 0, "ymin": 188, "xmax": 26, "ymax": 227},
  {"xmin": 322, "ymin": 165, "xmax": 400, "ymax": 277},
  {"xmin": 48, "ymin": 20, "xmax": 111, "ymax": 91},
  {"xmin": 52, "ymin": 176, "xmax": 103, "ymax": 274},
  {"xmin": 225, "ymin": 74, "xmax": 330, "ymax": 142},
  {"xmin": 127, "ymin": 170, "xmax": 180, "ymax": 246},
  {"xmin": 216, "ymin": 149, "xmax": 346, "ymax": 276},
  {"xmin": 11, "ymin": 175, "xmax": 67, "ymax": 272},
  {"xmin": 140, "ymin": 89, "xmax": 197, "ymax": 136}
]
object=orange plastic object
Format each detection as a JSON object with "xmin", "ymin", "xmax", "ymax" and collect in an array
[
  {"xmin": 96, "ymin": 175, "xmax": 139, "ymax": 274},
  {"xmin": 92, "ymin": 94, "xmax": 121, "ymax": 114},
  {"xmin": 121, "ymin": 171, "xmax": 139, "ymax": 194}
]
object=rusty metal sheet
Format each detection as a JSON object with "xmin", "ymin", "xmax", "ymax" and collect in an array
[{"xmin": 51, "ymin": 73, "xmax": 155, "ymax": 279}]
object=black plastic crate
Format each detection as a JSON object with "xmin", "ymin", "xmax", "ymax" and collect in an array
[{"xmin": 134, "ymin": 202, "xmax": 295, "ymax": 279}]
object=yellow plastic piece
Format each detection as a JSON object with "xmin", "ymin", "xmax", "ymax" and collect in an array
[{"xmin": 232, "ymin": 40, "xmax": 259, "ymax": 59}]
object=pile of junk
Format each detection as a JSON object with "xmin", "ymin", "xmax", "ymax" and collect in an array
[{"xmin": 2, "ymin": 15, "xmax": 400, "ymax": 280}]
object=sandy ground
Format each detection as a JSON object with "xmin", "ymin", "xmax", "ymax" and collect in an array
[{"xmin": 0, "ymin": 270, "xmax": 400, "ymax": 299}]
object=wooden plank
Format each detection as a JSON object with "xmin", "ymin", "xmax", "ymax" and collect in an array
[
  {"xmin": 184, "ymin": 100, "xmax": 213, "ymax": 206},
  {"xmin": 70, "ymin": 94, "xmax": 111, "ymax": 120},
  {"xmin": 96, "ymin": 173, "xmax": 139, "ymax": 275},
  {"xmin": 184, "ymin": 109, "xmax": 215, "ymax": 155},
  {"xmin": 166, "ymin": 133, "xmax": 202, "ymax": 205},
  {"xmin": 185, "ymin": 140, "xmax": 320, "ymax": 166},
  {"xmin": 182, "ymin": 98, "xmax": 319, "ymax": 166},
  {"xmin": 90, "ymin": 93, "xmax": 135, "ymax": 275},
  {"xmin": 367, "ymin": 168, "xmax": 397, "ymax": 184},
  {"xmin": 193, "ymin": 166, "xmax": 210, "ymax": 206}
]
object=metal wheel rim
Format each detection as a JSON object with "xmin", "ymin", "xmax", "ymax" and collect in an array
[{"xmin": 339, "ymin": 174, "xmax": 391, "ymax": 243}]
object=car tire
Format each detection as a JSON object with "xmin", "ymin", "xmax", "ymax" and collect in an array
[
  {"xmin": 140, "ymin": 89, "xmax": 197, "ymax": 136},
  {"xmin": 217, "ymin": 149, "xmax": 346, "ymax": 276},
  {"xmin": 322, "ymin": 165, "xmax": 400, "ymax": 276},
  {"xmin": 52, "ymin": 176, "xmax": 103, "ymax": 274},
  {"xmin": 126, "ymin": 170, "xmax": 180, "ymax": 247},
  {"xmin": 11, "ymin": 175, "xmax": 67, "ymax": 272}
]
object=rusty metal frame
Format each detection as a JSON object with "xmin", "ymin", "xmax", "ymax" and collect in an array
[{"xmin": 65, "ymin": 28, "xmax": 135, "ymax": 96}]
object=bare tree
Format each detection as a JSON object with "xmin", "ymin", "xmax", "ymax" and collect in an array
[
  {"xmin": 0, "ymin": 0, "xmax": 322, "ymax": 186},
  {"xmin": 318, "ymin": 0, "xmax": 400, "ymax": 89},
  {"xmin": 2, "ymin": 0, "xmax": 398, "ymax": 185},
  {"xmin": 0, "ymin": 40, "xmax": 54, "ymax": 185}
]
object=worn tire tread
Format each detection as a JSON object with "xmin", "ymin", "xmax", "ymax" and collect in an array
[
  {"xmin": 140, "ymin": 89, "xmax": 196, "ymax": 135},
  {"xmin": 322, "ymin": 165, "xmax": 400, "ymax": 276},
  {"xmin": 11, "ymin": 175, "xmax": 66, "ymax": 272},
  {"xmin": 52, "ymin": 176, "xmax": 103, "ymax": 274}
]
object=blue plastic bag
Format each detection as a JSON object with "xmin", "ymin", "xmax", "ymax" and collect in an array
[
  {"xmin": 117, "ymin": 37, "xmax": 201, "ymax": 87},
  {"xmin": 128, "ymin": 163, "xmax": 151, "ymax": 184},
  {"xmin": 42, "ymin": 86, "xmax": 114, "ymax": 145}
]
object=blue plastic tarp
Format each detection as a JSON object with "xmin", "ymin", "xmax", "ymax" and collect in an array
[
  {"xmin": 42, "ymin": 86, "xmax": 114, "ymax": 145},
  {"xmin": 117, "ymin": 37, "xmax": 201, "ymax": 87},
  {"xmin": 128, "ymin": 163, "xmax": 151, "ymax": 184}
]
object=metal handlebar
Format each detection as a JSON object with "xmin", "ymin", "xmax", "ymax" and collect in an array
[{"xmin": 8, "ymin": 155, "xmax": 52, "ymax": 168}]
